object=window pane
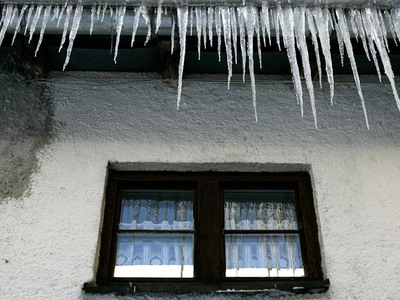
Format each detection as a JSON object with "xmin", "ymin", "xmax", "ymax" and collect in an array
[
  {"xmin": 224, "ymin": 190, "xmax": 298, "ymax": 230},
  {"xmin": 119, "ymin": 190, "xmax": 194, "ymax": 230},
  {"xmin": 114, "ymin": 233, "xmax": 194, "ymax": 278},
  {"xmin": 225, "ymin": 234, "xmax": 304, "ymax": 277}
]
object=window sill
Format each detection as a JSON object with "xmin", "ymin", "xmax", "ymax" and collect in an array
[{"xmin": 83, "ymin": 279, "xmax": 329, "ymax": 295}]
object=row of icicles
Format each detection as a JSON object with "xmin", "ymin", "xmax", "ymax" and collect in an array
[{"xmin": 1, "ymin": 2, "xmax": 400, "ymax": 128}]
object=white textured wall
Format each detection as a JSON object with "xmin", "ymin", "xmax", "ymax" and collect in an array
[{"xmin": 1, "ymin": 72, "xmax": 400, "ymax": 300}]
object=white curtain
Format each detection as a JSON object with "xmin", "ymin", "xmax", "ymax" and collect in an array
[
  {"xmin": 115, "ymin": 233, "xmax": 193, "ymax": 267},
  {"xmin": 224, "ymin": 202, "xmax": 298, "ymax": 230},
  {"xmin": 116, "ymin": 193, "xmax": 194, "ymax": 275},
  {"xmin": 225, "ymin": 201, "xmax": 304, "ymax": 277},
  {"xmin": 119, "ymin": 197, "xmax": 194, "ymax": 230}
]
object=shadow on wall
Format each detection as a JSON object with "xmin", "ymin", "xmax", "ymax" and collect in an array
[{"xmin": 0, "ymin": 48, "xmax": 54, "ymax": 200}]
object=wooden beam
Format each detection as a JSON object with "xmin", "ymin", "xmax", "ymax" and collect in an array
[{"xmin": 158, "ymin": 39, "xmax": 179, "ymax": 79}]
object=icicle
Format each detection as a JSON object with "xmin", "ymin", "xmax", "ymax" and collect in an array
[
  {"xmin": 215, "ymin": 7, "xmax": 222, "ymax": 62},
  {"xmin": 261, "ymin": 1, "xmax": 271, "ymax": 46},
  {"xmin": 114, "ymin": 5, "xmax": 126, "ymax": 63},
  {"xmin": 350, "ymin": 10, "xmax": 359, "ymax": 41},
  {"xmin": 90, "ymin": 4, "xmax": 96, "ymax": 35},
  {"xmin": 131, "ymin": 7, "xmax": 141, "ymax": 46},
  {"xmin": 35, "ymin": 5, "xmax": 52, "ymax": 57},
  {"xmin": 190, "ymin": 7, "xmax": 194, "ymax": 36},
  {"xmin": 237, "ymin": 6, "xmax": 247, "ymax": 83},
  {"xmin": 96, "ymin": 3, "xmax": 101, "ymax": 21},
  {"xmin": 24, "ymin": 5, "xmax": 34, "ymax": 36},
  {"xmin": 366, "ymin": 30, "xmax": 382, "ymax": 81},
  {"xmin": 294, "ymin": 7, "xmax": 317, "ymax": 128},
  {"xmin": 393, "ymin": 8, "xmax": 400, "ymax": 43},
  {"xmin": 109, "ymin": 7, "xmax": 113, "ymax": 18},
  {"xmin": 10, "ymin": 6, "xmax": 17, "ymax": 27},
  {"xmin": 63, "ymin": 2, "xmax": 83, "ymax": 71},
  {"xmin": 335, "ymin": 8, "xmax": 369, "ymax": 129},
  {"xmin": 208, "ymin": 7, "xmax": 214, "ymax": 47},
  {"xmin": 11, "ymin": 5, "xmax": 28, "ymax": 46},
  {"xmin": 130, "ymin": 6, "xmax": 151, "ymax": 46},
  {"xmin": 59, "ymin": 5, "xmax": 72, "ymax": 52},
  {"xmin": 384, "ymin": 10, "xmax": 397, "ymax": 46},
  {"xmin": 313, "ymin": 7, "xmax": 334, "ymax": 104},
  {"xmin": 202, "ymin": 7, "xmax": 207, "ymax": 49},
  {"xmin": 357, "ymin": 10, "xmax": 386, "ymax": 63},
  {"xmin": 195, "ymin": 7, "xmax": 202, "ymax": 60},
  {"xmin": 0, "ymin": 5, "xmax": 5, "ymax": 28},
  {"xmin": 242, "ymin": 5, "xmax": 258, "ymax": 122},
  {"xmin": 176, "ymin": 5, "xmax": 189, "ymax": 109},
  {"xmin": 272, "ymin": 8, "xmax": 281, "ymax": 51},
  {"xmin": 221, "ymin": 6, "xmax": 233, "ymax": 89},
  {"xmin": 260, "ymin": 4, "xmax": 267, "ymax": 47},
  {"xmin": 327, "ymin": 8, "xmax": 335, "ymax": 31},
  {"xmin": 29, "ymin": 5, "xmax": 43, "ymax": 44},
  {"xmin": 254, "ymin": 6, "xmax": 262, "ymax": 69},
  {"xmin": 110, "ymin": 12, "xmax": 114, "ymax": 56},
  {"xmin": 279, "ymin": 5, "xmax": 303, "ymax": 116},
  {"xmin": 332, "ymin": 13, "xmax": 345, "ymax": 67},
  {"xmin": 353, "ymin": 9, "xmax": 371, "ymax": 61},
  {"xmin": 141, "ymin": 6, "xmax": 152, "ymax": 46},
  {"xmin": 265, "ymin": 3, "xmax": 271, "ymax": 47},
  {"xmin": 155, "ymin": 0, "xmax": 163, "ymax": 33},
  {"xmin": 306, "ymin": 9, "xmax": 323, "ymax": 89},
  {"xmin": 230, "ymin": 7, "xmax": 238, "ymax": 64},
  {"xmin": 354, "ymin": 9, "xmax": 381, "ymax": 81},
  {"xmin": 0, "ymin": 2, "xmax": 396, "ymax": 126},
  {"xmin": 57, "ymin": 5, "xmax": 65, "ymax": 28},
  {"xmin": 0, "ymin": 5, "xmax": 14, "ymax": 47},
  {"xmin": 52, "ymin": 6, "xmax": 60, "ymax": 21},
  {"xmin": 171, "ymin": 13, "xmax": 175, "ymax": 54},
  {"xmin": 377, "ymin": 10, "xmax": 389, "ymax": 52},
  {"xmin": 362, "ymin": 8, "xmax": 400, "ymax": 113},
  {"xmin": 101, "ymin": 3, "xmax": 108, "ymax": 22}
]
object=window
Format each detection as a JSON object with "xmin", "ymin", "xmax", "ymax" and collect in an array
[
  {"xmin": 224, "ymin": 189, "xmax": 304, "ymax": 278},
  {"xmin": 115, "ymin": 189, "xmax": 194, "ymax": 278},
  {"xmin": 92, "ymin": 171, "xmax": 328, "ymax": 294}
]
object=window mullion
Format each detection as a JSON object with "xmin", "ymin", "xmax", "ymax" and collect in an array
[{"xmin": 195, "ymin": 179, "xmax": 221, "ymax": 283}]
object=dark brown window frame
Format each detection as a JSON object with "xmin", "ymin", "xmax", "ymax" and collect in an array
[{"xmin": 87, "ymin": 170, "xmax": 329, "ymax": 294}]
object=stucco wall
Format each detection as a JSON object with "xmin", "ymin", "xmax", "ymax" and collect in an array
[
  {"xmin": 0, "ymin": 69, "xmax": 52, "ymax": 199},
  {"xmin": 1, "ymin": 72, "xmax": 400, "ymax": 300}
]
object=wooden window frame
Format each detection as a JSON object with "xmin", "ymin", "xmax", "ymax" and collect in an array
[{"xmin": 89, "ymin": 170, "xmax": 329, "ymax": 294}]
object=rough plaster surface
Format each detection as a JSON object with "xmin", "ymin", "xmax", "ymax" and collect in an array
[
  {"xmin": 1, "ymin": 72, "xmax": 400, "ymax": 300},
  {"xmin": 0, "ymin": 63, "xmax": 52, "ymax": 199}
]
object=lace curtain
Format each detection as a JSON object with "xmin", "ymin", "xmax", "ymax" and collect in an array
[
  {"xmin": 224, "ymin": 191, "xmax": 304, "ymax": 277},
  {"xmin": 119, "ymin": 197, "xmax": 194, "ymax": 230},
  {"xmin": 114, "ymin": 189, "xmax": 304, "ymax": 278},
  {"xmin": 115, "ymin": 190, "xmax": 194, "ymax": 278}
]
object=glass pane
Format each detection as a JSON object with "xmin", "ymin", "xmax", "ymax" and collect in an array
[
  {"xmin": 224, "ymin": 190, "xmax": 298, "ymax": 230},
  {"xmin": 119, "ymin": 190, "xmax": 194, "ymax": 230},
  {"xmin": 225, "ymin": 234, "xmax": 304, "ymax": 277},
  {"xmin": 114, "ymin": 233, "xmax": 194, "ymax": 278}
]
